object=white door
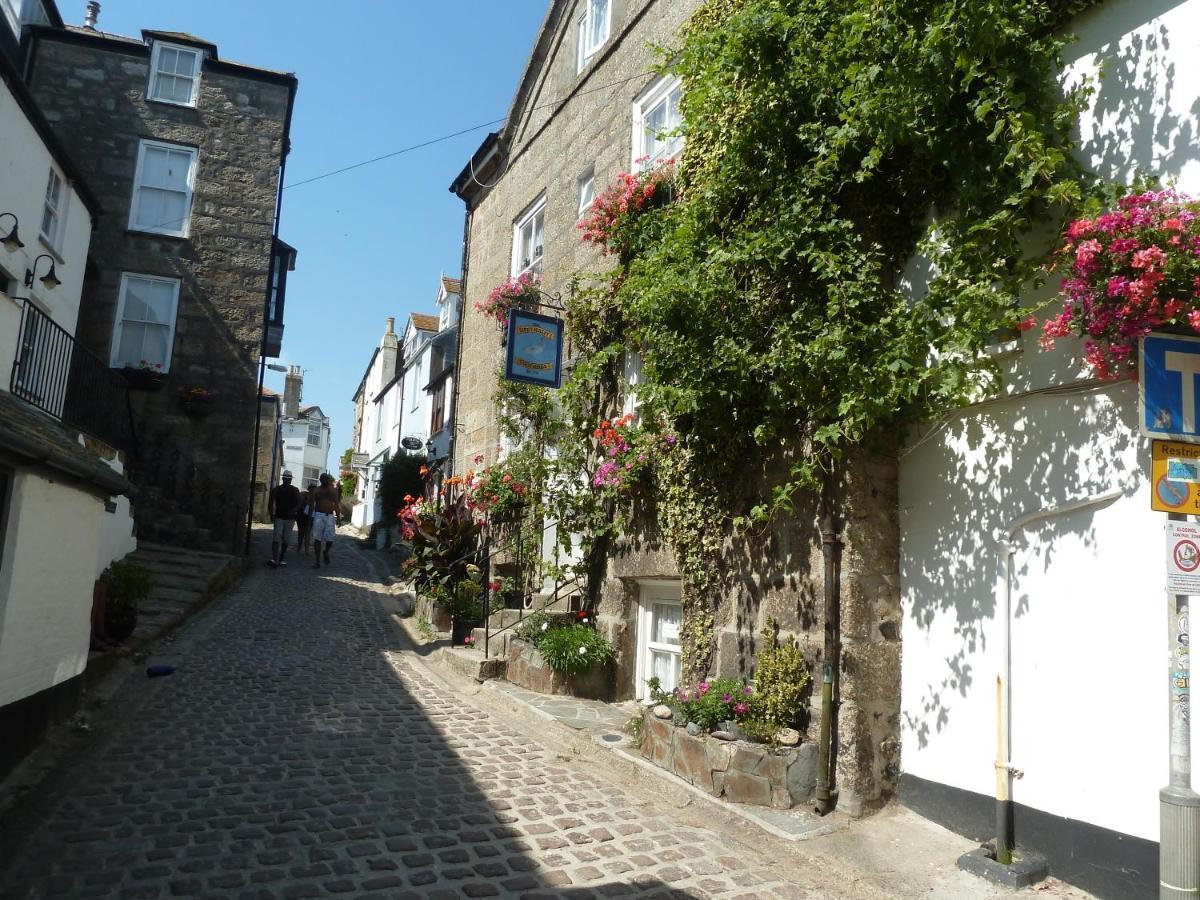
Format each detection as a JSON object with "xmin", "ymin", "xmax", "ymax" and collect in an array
[{"xmin": 636, "ymin": 582, "xmax": 682, "ymax": 700}]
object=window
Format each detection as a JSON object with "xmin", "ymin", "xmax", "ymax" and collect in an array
[
  {"xmin": 512, "ymin": 195, "xmax": 546, "ymax": 276},
  {"xmin": 576, "ymin": 0, "xmax": 610, "ymax": 72},
  {"xmin": 303, "ymin": 465, "xmax": 320, "ymax": 486},
  {"xmin": 110, "ymin": 273, "xmax": 181, "ymax": 371},
  {"xmin": 374, "ymin": 404, "xmax": 383, "ymax": 442},
  {"xmin": 307, "ymin": 422, "xmax": 323, "ymax": 447},
  {"xmin": 430, "ymin": 380, "xmax": 448, "ymax": 435},
  {"xmin": 622, "ymin": 351, "xmax": 643, "ymax": 418},
  {"xmin": 635, "ymin": 583, "xmax": 682, "ymax": 700},
  {"xmin": 633, "ymin": 76, "xmax": 684, "ymax": 168},
  {"xmin": 129, "ymin": 140, "xmax": 198, "ymax": 237},
  {"xmin": 148, "ymin": 41, "xmax": 202, "ymax": 106},
  {"xmin": 40, "ymin": 168, "xmax": 65, "ymax": 251},
  {"xmin": 409, "ymin": 359, "xmax": 422, "ymax": 411},
  {"xmin": 577, "ymin": 166, "xmax": 595, "ymax": 219}
]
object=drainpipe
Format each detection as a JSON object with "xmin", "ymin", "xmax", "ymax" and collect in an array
[
  {"xmin": 815, "ymin": 487, "xmax": 843, "ymax": 816},
  {"xmin": 993, "ymin": 488, "xmax": 1123, "ymax": 864}
]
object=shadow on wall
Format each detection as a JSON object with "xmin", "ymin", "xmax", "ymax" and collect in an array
[
  {"xmin": 901, "ymin": 382, "xmax": 1141, "ymax": 750},
  {"xmin": 1066, "ymin": 0, "xmax": 1200, "ymax": 187}
]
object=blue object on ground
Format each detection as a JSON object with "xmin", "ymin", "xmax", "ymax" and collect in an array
[{"xmin": 146, "ymin": 665, "xmax": 175, "ymax": 678}]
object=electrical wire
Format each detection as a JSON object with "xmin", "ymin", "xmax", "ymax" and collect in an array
[{"xmin": 281, "ymin": 69, "xmax": 658, "ymax": 191}]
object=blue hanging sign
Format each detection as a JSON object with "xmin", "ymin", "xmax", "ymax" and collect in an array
[{"xmin": 504, "ymin": 308, "xmax": 564, "ymax": 388}]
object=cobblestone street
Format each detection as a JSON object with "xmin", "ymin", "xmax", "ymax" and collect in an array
[{"xmin": 0, "ymin": 534, "xmax": 1043, "ymax": 900}]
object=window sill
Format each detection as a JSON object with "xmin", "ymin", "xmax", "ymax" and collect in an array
[
  {"xmin": 38, "ymin": 235, "xmax": 65, "ymax": 264},
  {"xmin": 125, "ymin": 227, "xmax": 189, "ymax": 241},
  {"xmin": 145, "ymin": 96, "xmax": 198, "ymax": 110}
]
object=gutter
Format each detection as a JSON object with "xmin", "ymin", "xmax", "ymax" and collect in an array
[{"xmin": 0, "ymin": 428, "xmax": 131, "ymax": 496}]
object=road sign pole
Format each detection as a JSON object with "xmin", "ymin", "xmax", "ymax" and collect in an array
[{"xmin": 1162, "ymin": 514, "xmax": 1199, "ymax": 900}]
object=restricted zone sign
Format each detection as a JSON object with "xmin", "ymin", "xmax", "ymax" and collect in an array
[{"xmin": 1152, "ymin": 440, "xmax": 1200, "ymax": 513}]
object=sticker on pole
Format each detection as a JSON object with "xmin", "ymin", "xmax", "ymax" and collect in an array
[
  {"xmin": 1151, "ymin": 441, "xmax": 1200, "ymax": 513},
  {"xmin": 1167, "ymin": 521, "xmax": 1200, "ymax": 594}
]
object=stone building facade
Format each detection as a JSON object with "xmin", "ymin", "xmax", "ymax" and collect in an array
[
  {"xmin": 450, "ymin": 0, "xmax": 901, "ymax": 815},
  {"xmin": 251, "ymin": 388, "xmax": 282, "ymax": 522},
  {"xmin": 25, "ymin": 22, "xmax": 297, "ymax": 551}
]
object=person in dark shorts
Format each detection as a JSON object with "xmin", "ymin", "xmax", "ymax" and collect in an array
[{"xmin": 267, "ymin": 470, "xmax": 301, "ymax": 568}]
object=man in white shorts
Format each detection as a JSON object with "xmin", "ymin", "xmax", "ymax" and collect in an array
[{"xmin": 310, "ymin": 473, "xmax": 340, "ymax": 568}]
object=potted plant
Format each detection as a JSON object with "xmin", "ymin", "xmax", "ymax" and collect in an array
[
  {"xmin": 476, "ymin": 272, "xmax": 542, "ymax": 340},
  {"xmin": 99, "ymin": 558, "xmax": 152, "ymax": 644},
  {"xmin": 179, "ymin": 386, "xmax": 215, "ymax": 417},
  {"xmin": 119, "ymin": 359, "xmax": 167, "ymax": 391}
]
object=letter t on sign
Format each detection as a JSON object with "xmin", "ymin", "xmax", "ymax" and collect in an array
[{"xmin": 1165, "ymin": 351, "xmax": 1200, "ymax": 433}]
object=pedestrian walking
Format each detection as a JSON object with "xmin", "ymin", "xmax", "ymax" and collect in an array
[
  {"xmin": 310, "ymin": 473, "xmax": 340, "ymax": 569},
  {"xmin": 267, "ymin": 470, "xmax": 301, "ymax": 568},
  {"xmin": 296, "ymin": 482, "xmax": 315, "ymax": 554}
]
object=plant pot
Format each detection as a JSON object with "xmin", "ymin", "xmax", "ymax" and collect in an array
[
  {"xmin": 119, "ymin": 367, "xmax": 167, "ymax": 391},
  {"xmin": 104, "ymin": 602, "xmax": 137, "ymax": 643},
  {"xmin": 451, "ymin": 618, "xmax": 480, "ymax": 647}
]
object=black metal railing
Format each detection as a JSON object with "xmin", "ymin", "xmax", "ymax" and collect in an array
[{"xmin": 10, "ymin": 300, "xmax": 137, "ymax": 452}]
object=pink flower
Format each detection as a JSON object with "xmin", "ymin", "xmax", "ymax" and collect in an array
[
  {"xmin": 1189, "ymin": 310, "xmax": 1200, "ymax": 332},
  {"xmin": 722, "ymin": 693, "xmax": 732, "ymax": 703},
  {"xmin": 698, "ymin": 681, "xmax": 710, "ymax": 694},
  {"xmin": 1016, "ymin": 315, "xmax": 1037, "ymax": 332},
  {"xmin": 733, "ymin": 702, "xmax": 749, "ymax": 716},
  {"xmin": 742, "ymin": 685, "xmax": 753, "ymax": 696},
  {"xmin": 1131, "ymin": 245, "xmax": 1167, "ymax": 270}
]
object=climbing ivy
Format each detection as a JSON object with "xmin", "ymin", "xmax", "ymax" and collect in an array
[{"xmin": 494, "ymin": 0, "xmax": 1102, "ymax": 676}]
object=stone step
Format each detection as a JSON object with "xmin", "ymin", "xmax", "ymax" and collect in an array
[
  {"xmin": 437, "ymin": 646, "xmax": 506, "ymax": 683},
  {"xmin": 470, "ymin": 626, "xmax": 511, "ymax": 659}
]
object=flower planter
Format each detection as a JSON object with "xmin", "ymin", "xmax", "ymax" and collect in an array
[
  {"xmin": 506, "ymin": 637, "xmax": 612, "ymax": 700},
  {"xmin": 640, "ymin": 709, "xmax": 817, "ymax": 809},
  {"xmin": 119, "ymin": 367, "xmax": 167, "ymax": 391}
]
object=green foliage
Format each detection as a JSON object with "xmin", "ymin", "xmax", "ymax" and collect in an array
[
  {"xmin": 379, "ymin": 453, "xmax": 427, "ymax": 518},
  {"xmin": 100, "ymin": 559, "xmax": 152, "ymax": 610},
  {"xmin": 339, "ymin": 448, "xmax": 358, "ymax": 497},
  {"xmin": 536, "ymin": 624, "xmax": 615, "ymax": 676},
  {"xmin": 741, "ymin": 626, "xmax": 813, "ymax": 741},
  {"xmin": 669, "ymin": 677, "xmax": 752, "ymax": 731},
  {"xmin": 443, "ymin": 569, "xmax": 488, "ymax": 622},
  {"xmin": 405, "ymin": 494, "xmax": 481, "ymax": 601},
  {"xmin": 515, "ymin": 610, "xmax": 578, "ymax": 645}
]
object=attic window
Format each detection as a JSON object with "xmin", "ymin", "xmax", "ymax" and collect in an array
[
  {"xmin": 148, "ymin": 41, "xmax": 202, "ymax": 106},
  {"xmin": 576, "ymin": 0, "xmax": 610, "ymax": 72}
]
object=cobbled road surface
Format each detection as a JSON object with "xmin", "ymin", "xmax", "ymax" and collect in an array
[{"xmin": 0, "ymin": 535, "xmax": 885, "ymax": 900}]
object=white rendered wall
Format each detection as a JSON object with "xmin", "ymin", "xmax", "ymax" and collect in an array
[
  {"xmin": 0, "ymin": 76, "xmax": 92, "ymax": 383},
  {"xmin": 0, "ymin": 471, "xmax": 106, "ymax": 706},
  {"xmin": 900, "ymin": 0, "xmax": 1200, "ymax": 844},
  {"xmin": 94, "ymin": 447, "xmax": 136, "ymax": 576}
]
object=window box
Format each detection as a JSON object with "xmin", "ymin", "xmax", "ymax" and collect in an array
[{"xmin": 118, "ymin": 366, "xmax": 167, "ymax": 391}]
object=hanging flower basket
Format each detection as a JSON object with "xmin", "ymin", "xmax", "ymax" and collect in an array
[
  {"xmin": 180, "ymin": 387, "xmax": 215, "ymax": 418},
  {"xmin": 476, "ymin": 272, "xmax": 541, "ymax": 337},
  {"xmin": 1035, "ymin": 190, "xmax": 1200, "ymax": 379}
]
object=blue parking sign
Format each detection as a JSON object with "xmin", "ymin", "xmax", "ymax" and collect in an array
[{"xmin": 1140, "ymin": 333, "xmax": 1200, "ymax": 440}]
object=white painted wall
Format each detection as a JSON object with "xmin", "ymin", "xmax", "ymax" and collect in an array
[
  {"xmin": 0, "ymin": 74, "xmax": 92, "ymax": 381},
  {"xmin": 0, "ymin": 470, "xmax": 106, "ymax": 707},
  {"xmin": 900, "ymin": 0, "xmax": 1200, "ymax": 844},
  {"xmin": 94, "ymin": 445, "xmax": 136, "ymax": 576},
  {"xmin": 280, "ymin": 410, "xmax": 330, "ymax": 489}
]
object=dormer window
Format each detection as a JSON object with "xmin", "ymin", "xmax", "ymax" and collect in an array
[
  {"xmin": 148, "ymin": 41, "xmax": 202, "ymax": 106},
  {"xmin": 576, "ymin": 0, "xmax": 610, "ymax": 73}
]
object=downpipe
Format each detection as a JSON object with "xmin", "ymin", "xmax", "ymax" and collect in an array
[
  {"xmin": 815, "ymin": 507, "xmax": 842, "ymax": 816},
  {"xmin": 993, "ymin": 488, "xmax": 1123, "ymax": 864}
]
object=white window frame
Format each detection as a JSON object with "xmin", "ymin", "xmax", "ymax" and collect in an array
[
  {"xmin": 307, "ymin": 421, "xmax": 323, "ymax": 447},
  {"xmin": 128, "ymin": 139, "xmax": 198, "ymax": 237},
  {"xmin": 39, "ymin": 167, "xmax": 66, "ymax": 252},
  {"xmin": 577, "ymin": 166, "xmax": 596, "ymax": 219},
  {"xmin": 632, "ymin": 76, "xmax": 684, "ymax": 169},
  {"xmin": 576, "ymin": 0, "xmax": 610, "ymax": 72},
  {"xmin": 634, "ymin": 580, "xmax": 683, "ymax": 702},
  {"xmin": 109, "ymin": 272, "xmax": 181, "ymax": 372},
  {"xmin": 512, "ymin": 195, "xmax": 546, "ymax": 276},
  {"xmin": 409, "ymin": 359, "xmax": 422, "ymax": 412},
  {"xmin": 147, "ymin": 41, "xmax": 202, "ymax": 107},
  {"xmin": 622, "ymin": 351, "xmax": 643, "ymax": 420}
]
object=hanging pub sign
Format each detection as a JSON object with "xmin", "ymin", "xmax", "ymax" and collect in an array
[{"xmin": 504, "ymin": 307, "xmax": 564, "ymax": 388}]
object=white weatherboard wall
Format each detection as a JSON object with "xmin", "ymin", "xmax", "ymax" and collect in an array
[
  {"xmin": 900, "ymin": 0, "xmax": 1200, "ymax": 845},
  {"xmin": 0, "ymin": 471, "xmax": 106, "ymax": 707}
]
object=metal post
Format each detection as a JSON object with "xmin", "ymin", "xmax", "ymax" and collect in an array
[
  {"xmin": 1162, "ymin": 515, "xmax": 1200, "ymax": 900},
  {"xmin": 482, "ymin": 534, "xmax": 491, "ymax": 660}
]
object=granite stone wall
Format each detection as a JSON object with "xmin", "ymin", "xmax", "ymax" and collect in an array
[{"xmin": 27, "ymin": 32, "xmax": 293, "ymax": 550}]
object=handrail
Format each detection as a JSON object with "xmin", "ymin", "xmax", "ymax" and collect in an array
[{"xmin": 482, "ymin": 575, "xmax": 585, "ymax": 659}]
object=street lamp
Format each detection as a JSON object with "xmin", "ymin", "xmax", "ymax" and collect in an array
[
  {"xmin": 25, "ymin": 254, "xmax": 61, "ymax": 290},
  {"xmin": 245, "ymin": 358, "xmax": 288, "ymax": 555},
  {"xmin": 0, "ymin": 213, "xmax": 24, "ymax": 251}
]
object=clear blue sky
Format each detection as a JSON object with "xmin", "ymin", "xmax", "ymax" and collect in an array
[{"xmin": 89, "ymin": 0, "xmax": 549, "ymax": 463}]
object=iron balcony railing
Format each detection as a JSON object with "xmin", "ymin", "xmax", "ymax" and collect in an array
[{"xmin": 10, "ymin": 299, "xmax": 137, "ymax": 453}]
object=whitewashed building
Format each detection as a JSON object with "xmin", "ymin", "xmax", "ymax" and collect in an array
[
  {"xmin": 279, "ymin": 365, "xmax": 331, "ymax": 490},
  {"xmin": 0, "ymin": 0, "xmax": 134, "ymax": 768},
  {"xmin": 899, "ymin": 2, "xmax": 1200, "ymax": 896},
  {"xmin": 425, "ymin": 276, "xmax": 462, "ymax": 472}
]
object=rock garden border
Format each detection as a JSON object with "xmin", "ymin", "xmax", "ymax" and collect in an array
[
  {"xmin": 640, "ymin": 707, "xmax": 817, "ymax": 809},
  {"xmin": 506, "ymin": 637, "xmax": 612, "ymax": 701}
]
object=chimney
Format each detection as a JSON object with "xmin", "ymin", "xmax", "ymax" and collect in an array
[
  {"xmin": 83, "ymin": 1, "xmax": 100, "ymax": 29},
  {"xmin": 283, "ymin": 365, "xmax": 302, "ymax": 419},
  {"xmin": 380, "ymin": 317, "xmax": 399, "ymax": 384}
]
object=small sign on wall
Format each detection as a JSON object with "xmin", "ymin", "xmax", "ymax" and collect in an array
[
  {"xmin": 504, "ymin": 308, "xmax": 564, "ymax": 388},
  {"xmin": 1166, "ymin": 520, "xmax": 1200, "ymax": 594},
  {"xmin": 1152, "ymin": 440, "xmax": 1200, "ymax": 513}
]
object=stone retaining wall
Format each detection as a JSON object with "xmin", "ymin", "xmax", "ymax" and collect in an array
[
  {"xmin": 506, "ymin": 638, "xmax": 612, "ymax": 700},
  {"xmin": 641, "ymin": 710, "xmax": 817, "ymax": 809}
]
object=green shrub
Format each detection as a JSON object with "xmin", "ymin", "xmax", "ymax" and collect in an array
[
  {"xmin": 536, "ymin": 624, "xmax": 614, "ymax": 676},
  {"xmin": 515, "ymin": 610, "xmax": 577, "ymax": 646},
  {"xmin": 742, "ymin": 629, "xmax": 812, "ymax": 741},
  {"xmin": 101, "ymin": 559, "xmax": 152, "ymax": 609},
  {"xmin": 666, "ymin": 676, "xmax": 752, "ymax": 731}
]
